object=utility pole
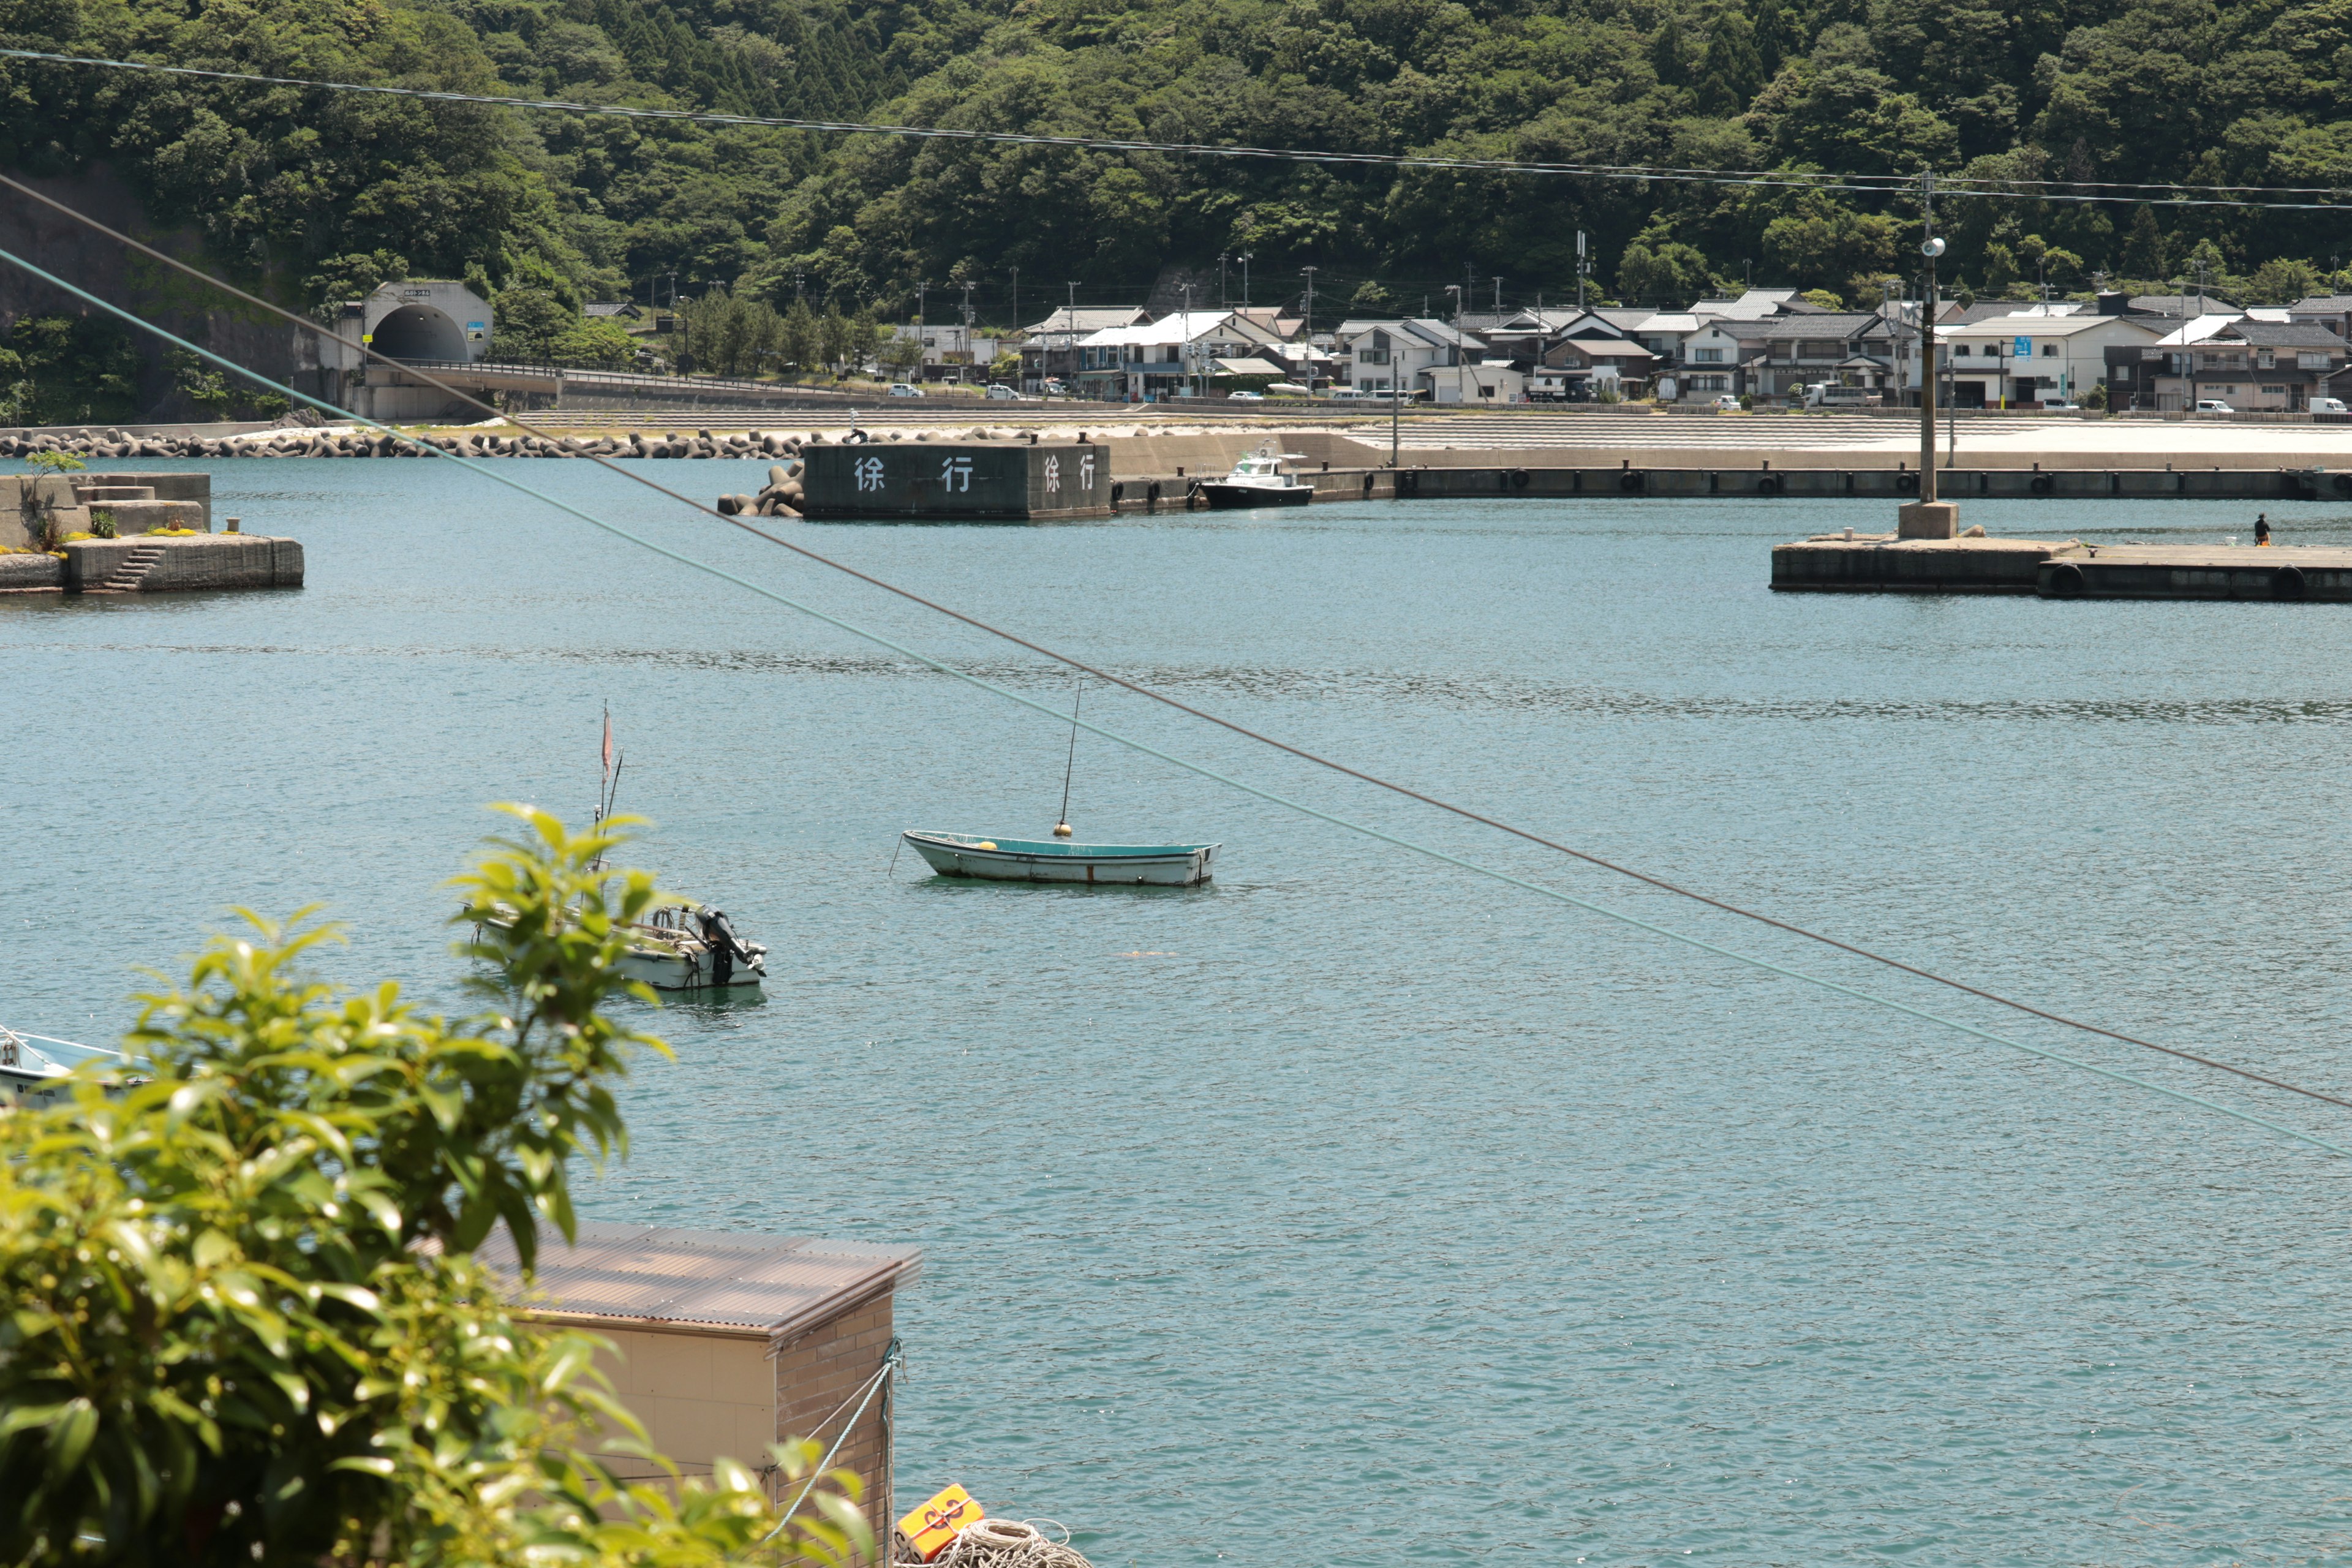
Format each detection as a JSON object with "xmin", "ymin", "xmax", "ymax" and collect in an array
[
  {"xmin": 1009, "ymin": 266, "xmax": 1019, "ymax": 330},
  {"xmin": 1446, "ymin": 283, "xmax": 1463, "ymax": 404},
  {"xmin": 793, "ymin": 269, "xmax": 805, "ymax": 304},
  {"xmin": 1238, "ymin": 252, "xmax": 1253, "ymax": 306},
  {"xmin": 1219, "ymin": 252, "xmax": 1230, "ymax": 306},
  {"xmin": 1180, "ymin": 282, "xmax": 1196, "ymax": 399},
  {"xmin": 1300, "ymin": 266, "xmax": 1317, "ymax": 339},
  {"xmin": 1491, "ymin": 276, "xmax": 1503, "ymax": 314},
  {"xmin": 1577, "ymin": 230, "xmax": 1588, "ymax": 311}
]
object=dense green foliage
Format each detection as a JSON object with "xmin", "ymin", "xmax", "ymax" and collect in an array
[
  {"xmin": 0, "ymin": 314, "xmax": 142, "ymax": 424},
  {"xmin": 0, "ymin": 809, "xmax": 872, "ymax": 1568},
  {"xmin": 5, "ymin": 0, "xmax": 2352, "ymax": 322}
]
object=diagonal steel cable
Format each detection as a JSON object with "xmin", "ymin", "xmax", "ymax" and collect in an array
[{"xmin": 7, "ymin": 174, "xmax": 2350, "ymax": 1117}]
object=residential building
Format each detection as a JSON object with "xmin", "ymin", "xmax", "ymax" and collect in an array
[
  {"xmin": 1937, "ymin": 311, "xmax": 2165, "ymax": 407},
  {"xmin": 1333, "ymin": 318, "xmax": 1486, "ymax": 397},
  {"xmin": 890, "ymin": 320, "xmax": 1005, "ymax": 382},
  {"xmin": 1016, "ymin": 306, "xmax": 1150, "ymax": 391},
  {"xmin": 1072, "ymin": 310, "xmax": 1286, "ymax": 400},
  {"xmin": 2287, "ymin": 294, "xmax": 2352, "ymax": 341},
  {"xmin": 1742, "ymin": 312, "xmax": 1901, "ymax": 401},
  {"xmin": 1666, "ymin": 317, "xmax": 1752, "ymax": 399},
  {"xmin": 2116, "ymin": 320, "xmax": 2352, "ymax": 411},
  {"xmin": 1542, "ymin": 334, "xmax": 1658, "ymax": 396}
]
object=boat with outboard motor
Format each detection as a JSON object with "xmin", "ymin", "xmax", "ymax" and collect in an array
[
  {"xmin": 1, "ymin": 1026, "xmax": 123, "ymax": 1110},
  {"xmin": 1198, "ymin": 442, "xmax": 1314, "ymax": 508},
  {"xmin": 475, "ymin": 892, "xmax": 767, "ymax": 990},
  {"xmin": 901, "ymin": 829, "xmax": 1217, "ymax": 886}
]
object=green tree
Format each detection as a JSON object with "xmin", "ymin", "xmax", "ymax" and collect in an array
[
  {"xmin": 820, "ymin": 307, "xmax": 859, "ymax": 374},
  {"xmin": 1617, "ymin": 240, "xmax": 1717, "ymax": 303},
  {"xmin": 168, "ymin": 347, "xmax": 239, "ymax": 420},
  {"xmin": 4, "ymin": 315, "xmax": 142, "ymax": 426},
  {"xmin": 0, "ymin": 810, "xmax": 873, "ymax": 1568},
  {"xmin": 1348, "ymin": 279, "xmax": 1398, "ymax": 314},
  {"xmin": 2119, "ymin": 205, "xmax": 2169, "ymax": 281},
  {"xmin": 2248, "ymin": 257, "xmax": 2321, "ymax": 305},
  {"xmin": 780, "ymin": 298, "xmax": 821, "ymax": 372}
]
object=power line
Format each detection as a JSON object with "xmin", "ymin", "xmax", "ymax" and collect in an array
[
  {"xmin": 8, "ymin": 233, "xmax": 2346, "ymax": 1162},
  {"xmin": 7, "ymin": 47, "xmax": 2352, "ymax": 211},
  {"xmin": 7, "ymin": 169, "xmax": 2347, "ymax": 1121}
]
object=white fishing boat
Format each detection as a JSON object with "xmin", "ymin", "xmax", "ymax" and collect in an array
[
  {"xmin": 617, "ymin": 897, "xmax": 768, "ymax": 989},
  {"xmin": 901, "ymin": 830, "xmax": 1217, "ymax": 886},
  {"xmin": 475, "ymin": 894, "xmax": 768, "ymax": 991},
  {"xmin": 469, "ymin": 710, "xmax": 768, "ymax": 990},
  {"xmin": 1, "ymin": 1026, "xmax": 121, "ymax": 1110},
  {"xmin": 1198, "ymin": 442, "xmax": 1314, "ymax": 508}
]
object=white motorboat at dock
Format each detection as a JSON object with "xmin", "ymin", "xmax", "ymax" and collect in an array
[{"xmin": 1197, "ymin": 442, "xmax": 1314, "ymax": 508}]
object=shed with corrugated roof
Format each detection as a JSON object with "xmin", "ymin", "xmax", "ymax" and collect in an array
[{"xmin": 475, "ymin": 1221, "xmax": 921, "ymax": 1543}]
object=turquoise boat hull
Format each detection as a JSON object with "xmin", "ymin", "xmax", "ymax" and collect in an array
[{"xmin": 902, "ymin": 830, "xmax": 1217, "ymax": 886}]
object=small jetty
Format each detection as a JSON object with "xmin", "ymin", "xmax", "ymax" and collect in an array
[{"xmin": 1774, "ymin": 533, "xmax": 2352, "ymax": 600}]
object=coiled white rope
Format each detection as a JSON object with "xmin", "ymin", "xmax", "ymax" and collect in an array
[{"xmin": 920, "ymin": 1518, "xmax": 1094, "ymax": 1568}]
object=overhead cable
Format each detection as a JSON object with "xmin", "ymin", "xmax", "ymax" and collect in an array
[
  {"xmin": 6, "ymin": 233, "xmax": 2346, "ymax": 1162},
  {"xmin": 4, "ymin": 47, "xmax": 2351, "ymax": 211},
  {"xmin": 7, "ymin": 168, "xmax": 2347, "ymax": 1120}
]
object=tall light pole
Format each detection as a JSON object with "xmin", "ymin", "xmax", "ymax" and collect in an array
[
  {"xmin": 1238, "ymin": 252, "xmax": 1253, "ymax": 306},
  {"xmin": 1915, "ymin": 168, "xmax": 1948, "ymax": 528},
  {"xmin": 1219, "ymin": 252, "xmax": 1230, "ymax": 306},
  {"xmin": 1300, "ymin": 266, "xmax": 1317, "ymax": 340}
]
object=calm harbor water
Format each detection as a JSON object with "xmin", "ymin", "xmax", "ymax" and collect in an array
[{"xmin": 9, "ymin": 461, "xmax": 2352, "ymax": 1564}]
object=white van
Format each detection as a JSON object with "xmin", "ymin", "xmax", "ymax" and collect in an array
[
  {"xmin": 2194, "ymin": 398, "xmax": 2235, "ymax": 413},
  {"xmin": 1802, "ymin": 383, "xmax": 1876, "ymax": 409},
  {"xmin": 888, "ymin": 382, "xmax": 924, "ymax": 398},
  {"xmin": 2312, "ymin": 397, "xmax": 2348, "ymax": 415}
]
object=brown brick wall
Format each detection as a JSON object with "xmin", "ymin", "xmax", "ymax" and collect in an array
[{"xmin": 772, "ymin": 1293, "xmax": 898, "ymax": 1556}]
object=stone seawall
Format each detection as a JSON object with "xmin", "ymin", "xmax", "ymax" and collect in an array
[{"xmin": 63, "ymin": 535, "xmax": 302, "ymax": 593}]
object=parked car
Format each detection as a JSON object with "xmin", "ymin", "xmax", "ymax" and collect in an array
[
  {"xmin": 888, "ymin": 382, "xmax": 924, "ymax": 398},
  {"xmin": 2313, "ymin": 397, "xmax": 2348, "ymax": 414},
  {"xmin": 2194, "ymin": 398, "xmax": 2235, "ymax": 413},
  {"xmin": 1711, "ymin": 393, "xmax": 1743, "ymax": 410},
  {"xmin": 1226, "ymin": 390, "xmax": 1265, "ymax": 401},
  {"xmin": 2044, "ymin": 398, "xmax": 2082, "ymax": 411},
  {"xmin": 1042, "ymin": 378, "xmax": 1069, "ymax": 396},
  {"xmin": 984, "ymin": 385, "xmax": 1033, "ymax": 400}
]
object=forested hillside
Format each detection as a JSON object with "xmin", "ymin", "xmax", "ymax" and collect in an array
[{"xmin": 1, "ymin": 0, "xmax": 2348, "ymax": 326}]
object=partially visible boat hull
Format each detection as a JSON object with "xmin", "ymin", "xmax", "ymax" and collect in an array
[
  {"xmin": 617, "ymin": 947, "xmax": 767, "ymax": 990},
  {"xmin": 903, "ymin": 831, "xmax": 1216, "ymax": 886},
  {"xmin": 1199, "ymin": 481, "xmax": 1313, "ymax": 509}
]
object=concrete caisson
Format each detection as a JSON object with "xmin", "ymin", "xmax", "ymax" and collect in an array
[{"xmin": 799, "ymin": 441, "xmax": 1111, "ymax": 520}]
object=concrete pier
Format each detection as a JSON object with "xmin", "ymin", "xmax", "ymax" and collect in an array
[
  {"xmin": 62, "ymin": 534, "xmax": 303, "ymax": 593},
  {"xmin": 1772, "ymin": 535, "xmax": 2352, "ymax": 600}
]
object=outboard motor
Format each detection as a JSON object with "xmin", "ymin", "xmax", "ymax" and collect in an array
[{"xmin": 698, "ymin": 907, "xmax": 744, "ymax": 986}]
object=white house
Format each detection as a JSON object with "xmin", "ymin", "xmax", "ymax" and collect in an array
[
  {"xmin": 1673, "ymin": 317, "xmax": 1747, "ymax": 399},
  {"xmin": 1072, "ymin": 311, "xmax": 1286, "ymax": 400},
  {"xmin": 1937, "ymin": 311, "xmax": 2164, "ymax": 407},
  {"xmin": 1333, "ymin": 318, "xmax": 1486, "ymax": 396}
]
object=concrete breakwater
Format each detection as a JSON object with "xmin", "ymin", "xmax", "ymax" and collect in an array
[
  {"xmin": 1773, "ymin": 533, "xmax": 2352, "ymax": 600},
  {"xmin": 0, "ymin": 424, "xmax": 1090, "ymax": 462},
  {"xmin": 0, "ymin": 533, "xmax": 303, "ymax": 594}
]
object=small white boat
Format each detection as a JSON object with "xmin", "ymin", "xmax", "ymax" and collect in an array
[
  {"xmin": 1198, "ymin": 443, "xmax": 1314, "ymax": 508},
  {"xmin": 1, "ymin": 1026, "xmax": 121, "ymax": 1110},
  {"xmin": 476, "ymin": 895, "xmax": 767, "ymax": 990},
  {"xmin": 618, "ymin": 897, "xmax": 767, "ymax": 990},
  {"xmin": 902, "ymin": 830, "xmax": 1217, "ymax": 886}
]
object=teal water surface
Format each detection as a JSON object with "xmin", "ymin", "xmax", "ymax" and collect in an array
[{"xmin": 9, "ymin": 461, "xmax": 2352, "ymax": 1564}]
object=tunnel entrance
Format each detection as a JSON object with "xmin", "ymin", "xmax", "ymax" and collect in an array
[{"xmin": 369, "ymin": 305, "xmax": 466, "ymax": 363}]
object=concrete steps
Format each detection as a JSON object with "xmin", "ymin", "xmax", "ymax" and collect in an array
[{"xmin": 93, "ymin": 543, "xmax": 163, "ymax": 592}]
